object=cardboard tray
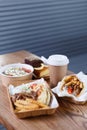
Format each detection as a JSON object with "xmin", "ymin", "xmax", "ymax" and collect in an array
[
  {"xmin": 7, "ymin": 80, "xmax": 59, "ymax": 118},
  {"xmin": 8, "ymin": 93, "xmax": 59, "ymax": 118}
]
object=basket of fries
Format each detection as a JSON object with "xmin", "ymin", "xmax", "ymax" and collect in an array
[{"xmin": 8, "ymin": 78, "xmax": 59, "ymax": 118}]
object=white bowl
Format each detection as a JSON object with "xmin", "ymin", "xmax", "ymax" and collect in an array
[{"xmin": 0, "ymin": 63, "xmax": 34, "ymax": 87}]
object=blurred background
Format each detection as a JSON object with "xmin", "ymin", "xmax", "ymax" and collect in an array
[{"xmin": 0, "ymin": 0, "xmax": 87, "ymax": 73}]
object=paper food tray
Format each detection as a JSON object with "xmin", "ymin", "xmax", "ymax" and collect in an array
[{"xmin": 8, "ymin": 79, "xmax": 59, "ymax": 118}]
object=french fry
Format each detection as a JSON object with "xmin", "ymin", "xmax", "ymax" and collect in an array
[
  {"xmin": 65, "ymin": 81, "xmax": 72, "ymax": 86},
  {"xmin": 80, "ymin": 82, "xmax": 84, "ymax": 88},
  {"xmin": 14, "ymin": 99, "xmax": 39, "ymax": 110},
  {"xmin": 64, "ymin": 75, "xmax": 73, "ymax": 83},
  {"xmin": 14, "ymin": 98, "xmax": 49, "ymax": 113}
]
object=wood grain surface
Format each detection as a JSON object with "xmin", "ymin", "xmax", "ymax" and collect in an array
[{"xmin": 0, "ymin": 50, "xmax": 87, "ymax": 130}]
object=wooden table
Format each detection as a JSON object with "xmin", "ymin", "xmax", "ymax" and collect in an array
[{"xmin": 0, "ymin": 50, "xmax": 87, "ymax": 130}]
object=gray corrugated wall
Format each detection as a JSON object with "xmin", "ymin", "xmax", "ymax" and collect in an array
[{"xmin": 0, "ymin": 0, "xmax": 87, "ymax": 57}]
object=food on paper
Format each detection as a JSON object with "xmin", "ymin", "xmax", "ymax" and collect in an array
[
  {"xmin": 61, "ymin": 75, "xmax": 84, "ymax": 96},
  {"xmin": 8, "ymin": 78, "xmax": 59, "ymax": 118},
  {"xmin": 9, "ymin": 79, "xmax": 52, "ymax": 112},
  {"xmin": 52, "ymin": 72, "xmax": 87, "ymax": 103}
]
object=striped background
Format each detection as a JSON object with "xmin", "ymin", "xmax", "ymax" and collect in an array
[{"xmin": 0, "ymin": 0, "xmax": 87, "ymax": 57}]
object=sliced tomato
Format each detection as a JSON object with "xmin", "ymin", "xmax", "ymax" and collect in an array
[
  {"xmin": 22, "ymin": 67, "xmax": 31, "ymax": 73},
  {"xmin": 30, "ymin": 83, "xmax": 37, "ymax": 89},
  {"xmin": 68, "ymin": 87, "xmax": 73, "ymax": 94}
]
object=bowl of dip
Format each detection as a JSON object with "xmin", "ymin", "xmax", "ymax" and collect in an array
[{"xmin": 0, "ymin": 63, "xmax": 34, "ymax": 87}]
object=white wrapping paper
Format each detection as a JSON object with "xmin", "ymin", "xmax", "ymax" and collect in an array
[{"xmin": 52, "ymin": 72, "xmax": 87, "ymax": 102}]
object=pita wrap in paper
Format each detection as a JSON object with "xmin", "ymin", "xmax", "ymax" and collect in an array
[{"xmin": 52, "ymin": 72, "xmax": 87, "ymax": 103}]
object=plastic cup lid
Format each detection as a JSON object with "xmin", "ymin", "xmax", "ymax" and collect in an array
[{"xmin": 47, "ymin": 54, "xmax": 69, "ymax": 66}]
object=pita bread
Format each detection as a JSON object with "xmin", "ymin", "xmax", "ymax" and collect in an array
[{"xmin": 29, "ymin": 82, "xmax": 52, "ymax": 105}]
